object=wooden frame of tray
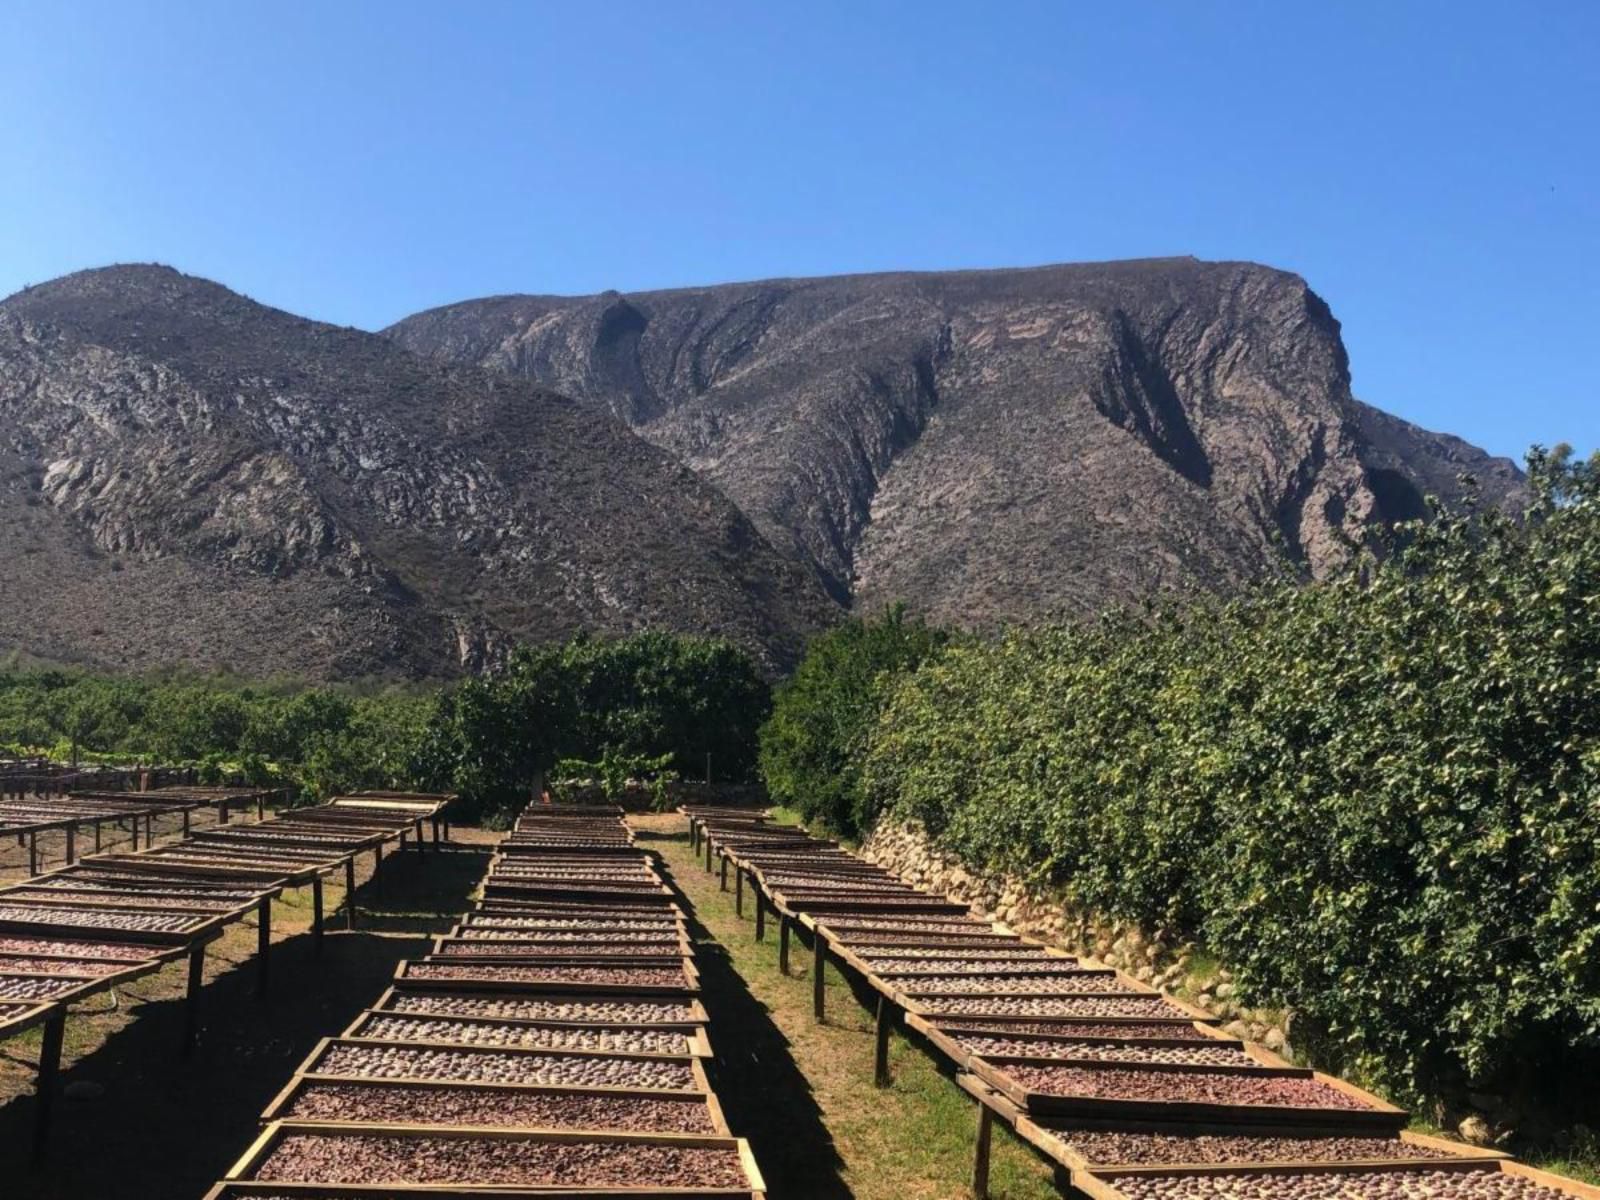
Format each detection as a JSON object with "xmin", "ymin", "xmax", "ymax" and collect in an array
[
  {"xmin": 430, "ymin": 934, "xmax": 696, "ymax": 960},
  {"xmin": 0, "ymin": 998, "xmax": 60, "ymax": 1037},
  {"xmin": 1075, "ymin": 1157, "xmax": 1600, "ymax": 1200},
  {"xmin": 393, "ymin": 958, "xmax": 701, "ymax": 997},
  {"xmin": 338, "ymin": 1010, "xmax": 714, "ymax": 1059},
  {"xmin": 216, "ymin": 1120, "xmax": 766, "ymax": 1198},
  {"xmin": 898, "ymin": 987, "xmax": 1218, "ymax": 1024},
  {"xmin": 969, "ymin": 1054, "xmax": 1406, "ymax": 1131},
  {"xmin": 905, "ymin": 1012, "xmax": 1246, "ymax": 1072},
  {"xmin": 371, "ymin": 987, "xmax": 710, "ymax": 1026},
  {"xmin": 300, "ymin": 1036, "xmax": 715, "ymax": 1093},
  {"xmin": 953, "ymin": 1074, "xmax": 1499, "ymax": 1185},
  {"xmin": 261, "ymin": 1073, "xmax": 733, "ymax": 1137}
]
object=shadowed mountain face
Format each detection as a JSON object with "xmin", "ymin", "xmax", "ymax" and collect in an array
[
  {"xmin": 388, "ymin": 258, "xmax": 1525, "ymax": 621},
  {"xmin": 0, "ymin": 266, "xmax": 836, "ymax": 678}
]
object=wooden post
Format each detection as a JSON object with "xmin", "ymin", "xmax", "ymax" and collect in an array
[
  {"xmin": 27, "ymin": 830, "xmax": 37, "ymax": 877},
  {"xmin": 813, "ymin": 932, "xmax": 826, "ymax": 1022},
  {"xmin": 181, "ymin": 943, "xmax": 206, "ymax": 1057},
  {"xmin": 182, "ymin": 808, "xmax": 190, "ymax": 838},
  {"xmin": 734, "ymin": 866, "xmax": 744, "ymax": 916},
  {"xmin": 94, "ymin": 820, "xmax": 102, "ymax": 854},
  {"xmin": 719, "ymin": 855, "xmax": 728, "ymax": 891},
  {"xmin": 219, "ymin": 798, "xmax": 230, "ymax": 825},
  {"xmin": 972, "ymin": 1104, "xmax": 994, "ymax": 1200},
  {"xmin": 312, "ymin": 875, "xmax": 324, "ymax": 958},
  {"xmin": 344, "ymin": 856, "xmax": 357, "ymax": 930},
  {"xmin": 413, "ymin": 819, "xmax": 425, "ymax": 858},
  {"xmin": 31, "ymin": 1009, "xmax": 65, "ymax": 1164},
  {"xmin": 874, "ymin": 993, "xmax": 893, "ymax": 1087},
  {"xmin": 779, "ymin": 916, "xmax": 791, "ymax": 975},
  {"xmin": 372, "ymin": 845, "xmax": 384, "ymax": 900},
  {"xmin": 431, "ymin": 817, "xmax": 441, "ymax": 847},
  {"xmin": 704, "ymin": 834, "xmax": 713, "ymax": 872},
  {"xmin": 145, "ymin": 813, "xmax": 153, "ymax": 846},
  {"xmin": 256, "ymin": 897, "xmax": 271, "ymax": 997},
  {"xmin": 64, "ymin": 825, "xmax": 75, "ymax": 867},
  {"xmin": 754, "ymin": 888, "xmax": 765, "ymax": 941},
  {"xmin": 256, "ymin": 793, "xmax": 265, "ymax": 821}
]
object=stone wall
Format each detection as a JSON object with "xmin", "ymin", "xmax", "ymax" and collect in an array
[{"xmin": 859, "ymin": 818, "xmax": 1291, "ymax": 1055}]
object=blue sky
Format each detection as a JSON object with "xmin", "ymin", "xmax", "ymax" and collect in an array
[{"xmin": 0, "ymin": 2, "xmax": 1593, "ymax": 462}]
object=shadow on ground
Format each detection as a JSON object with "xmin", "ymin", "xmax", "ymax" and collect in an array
[
  {"xmin": 639, "ymin": 828, "xmax": 852, "ymax": 1200},
  {"xmin": 0, "ymin": 841, "xmax": 491, "ymax": 1199}
]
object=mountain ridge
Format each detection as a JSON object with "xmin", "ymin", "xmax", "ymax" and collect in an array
[
  {"xmin": 0, "ymin": 264, "xmax": 837, "ymax": 678},
  {"xmin": 386, "ymin": 257, "xmax": 1525, "ymax": 623}
]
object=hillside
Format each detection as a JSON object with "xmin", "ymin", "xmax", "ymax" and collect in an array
[
  {"xmin": 388, "ymin": 259, "xmax": 1525, "ymax": 620},
  {"xmin": 0, "ymin": 265, "xmax": 836, "ymax": 678}
]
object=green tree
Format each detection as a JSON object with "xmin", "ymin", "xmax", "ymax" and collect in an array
[{"xmin": 759, "ymin": 605, "xmax": 948, "ymax": 835}]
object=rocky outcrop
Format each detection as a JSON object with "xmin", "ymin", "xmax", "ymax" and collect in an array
[
  {"xmin": 0, "ymin": 265, "xmax": 837, "ymax": 678},
  {"xmin": 388, "ymin": 259, "xmax": 1526, "ymax": 624}
]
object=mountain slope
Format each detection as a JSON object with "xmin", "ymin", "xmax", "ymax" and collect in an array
[
  {"xmin": 388, "ymin": 258, "xmax": 1525, "ymax": 622},
  {"xmin": 0, "ymin": 265, "xmax": 836, "ymax": 678}
]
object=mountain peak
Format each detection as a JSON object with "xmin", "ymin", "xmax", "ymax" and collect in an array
[{"xmin": 388, "ymin": 257, "xmax": 1524, "ymax": 620}]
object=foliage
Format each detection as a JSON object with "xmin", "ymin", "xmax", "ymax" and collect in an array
[
  {"xmin": 414, "ymin": 632, "xmax": 769, "ymax": 823},
  {"xmin": 860, "ymin": 447, "xmax": 1600, "ymax": 1105},
  {"xmin": 0, "ymin": 672, "xmax": 432, "ymax": 802},
  {"xmin": 758, "ymin": 605, "xmax": 949, "ymax": 836},
  {"xmin": 555, "ymin": 750, "xmax": 681, "ymax": 811}
]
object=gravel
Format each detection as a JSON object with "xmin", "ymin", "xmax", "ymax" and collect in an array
[
  {"xmin": 936, "ymin": 1019, "xmax": 1210, "ymax": 1041},
  {"xmin": 29, "ymin": 876, "xmax": 260, "ymax": 900},
  {"xmin": 901, "ymin": 972, "xmax": 1120, "ymax": 994},
  {"xmin": 355, "ymin": 1014, "xmax": 693, "ymax": 1054},
  {"xmin": 254, "ymin": 1133, "xmax": 746, "ymax": 1188},
  {"xmin": 456, "ymin": 929, "xmax": 677, "ymax": 944},
  {"xmin": 0, "ymin": 954, "xmax": 133, "ymax": 977},
  {"xmin": 0, "ymin": 974, "xmax": 93, "ymax": 999},
  {"xmin": 384, "ymin": 994, "xmax": 698, "ymax": 1023},
  {"xmin": 283, "ymin": 1081, "xmax": 716, "ymax": 1132},
  {"xmin": 313, "ymin": 1043, "xmax": 697, "ymax": 1090},
  {"xmin": 0, "ymin": 905, "xmax": 200, "ymax": 932},
  {"xmin": 1050, "ymin": 1129, "xmax": 1457, "ymax": 1166},
  {"xmin": 955, "ymin": 1034, "xmax": 1252, "ymax": 1066},
  {"xmin": 872, "ymin": 959, "xmax": 1088, "ymax": 975},
  {"xmin": 1104, "ymin": 1168, "xmax": 1570, "ymax": 1200},
  {"xmin": 853, "ymin": 946, "xmax": 1045, "ymax": 959},
  {"xmin": 0, "ymin": 936, "xmax": 164, "ymax": 961},
  {"xmin": 464, "ymin": 921, "xmax": 675, "ymax": 940},
  {"xmin": 435, "ymin": 940, "xmax": 681, "ymax": 957},
  {"xmin": 403, "ymin": 962, "xmax": 687, "ymax": 987},
  {"xmin": 921, "ymin": 996, "xmax": 1190, "ymax": 1019},
  {"xmin": 5, "ymin": 889, "xmax": 237, "ymax": 911},
  {"xmin": 826, "ymin": 919, "xmax": 998, "ymax": 934},
  {"xmin": 1000, "ymin": 1064, "xmax": 1374, "ymax": 1109}
]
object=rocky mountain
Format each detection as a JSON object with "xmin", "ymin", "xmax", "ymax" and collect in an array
[
  {"xmin": 388, "ymin": 258, "xmax": 1525, "ymax": 623},
  {"xmin": 0, "ymin": 265, "xmax": 836, "ymax": 678}
]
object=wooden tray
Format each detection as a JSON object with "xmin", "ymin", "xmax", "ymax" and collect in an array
[
  {"xmin": 970, "ymin": 1054, "xmax": 1406, "ymax": 1131},
  {"xmin": 217, "ymin": 1121, "xmax": 766, "ymax": 1197}
]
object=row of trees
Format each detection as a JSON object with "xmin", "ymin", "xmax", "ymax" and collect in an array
[
  {"xmin": 760, "ymin": 447, "xmax": 1600, "ymax": 1114},
  {"xmin": 0, "ymin": 631, "xmax": 771, "ymax": 823}
]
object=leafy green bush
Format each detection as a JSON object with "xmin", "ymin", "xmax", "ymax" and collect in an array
[
  {"xmin": 0, "ymin": 671, "xmax": 432, "ymax": 802},
  {"xmin": 415, "ymin": 632, "xmax": 769, "ymax": 823},
  {"xmin": 863, "ymin": 448, "xmax": 1600, "ymax": 1107},
  {"xmin": 759, "ymin": 605, "xmax": 948, "ymax": 836}
]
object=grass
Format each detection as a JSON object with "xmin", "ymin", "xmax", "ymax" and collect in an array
[{"xmin": 633, "ymin": 813, "xmax": 1061, "ymax": 1200}]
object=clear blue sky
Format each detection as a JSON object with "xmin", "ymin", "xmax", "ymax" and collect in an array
[{"xmin": 1, "ymin": 2, "xmax": 1593, "ymax": 462}]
